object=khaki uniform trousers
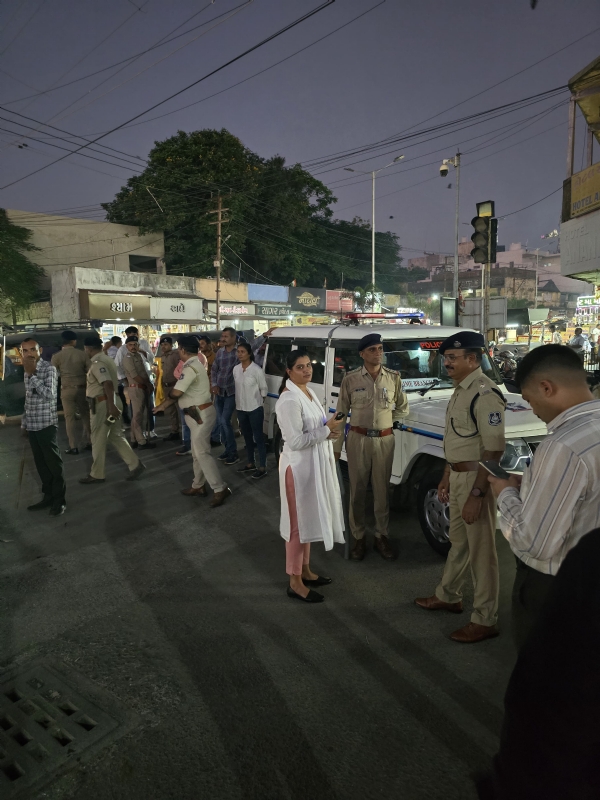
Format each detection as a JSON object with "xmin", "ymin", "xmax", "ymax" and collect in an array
[
  {"xmin": 61, "ymin": 385, "xmax": 90, "ymax": 449},
  {"xmin": 128, "ymin": 387, "xmax": 148, "ymax": 445},
  {"xmin": 162, "ymin": 389, "xmax": 180, "ymax": 434},
  {"xmin": 435, "ymin": 470, "xmax": 499, "ymax": 627},
  {"xmin": 189, "ymin": 404, "xmax": 227, "ymax": 492},
  {"xmin": 346, "ymin": 430, "xmax": 395, "ymax": 539},
  {"xmin": 90, "ymin": 398, "xmax": 140, "ymax": 479}
]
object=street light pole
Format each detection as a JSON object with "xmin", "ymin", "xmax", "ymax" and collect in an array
[
  {"xmin": 453, "ymin": 152, "xmax": 461, "ymax": 299},
  {"xmin": 344, "ymin": 154, "xmax": 404, "ymax": 306}
]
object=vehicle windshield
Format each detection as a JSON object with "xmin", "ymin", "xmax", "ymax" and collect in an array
[{"xmin": 384, "ymin": 339, "xmax": 502, "ymax": 391}]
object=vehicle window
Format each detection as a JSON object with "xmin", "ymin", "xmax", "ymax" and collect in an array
[
  {"xmin": 332, "ymin": 347, "xmax": 363, "ymax": 386},
  {"xmin": 297, "ymin": 344, "xmax": 325, "ymax": 385},
  {"xmin": 265, "ymin": 340, "xmax": 293, "ymax": 377},
  {"xmin": 381, "ymin": 339, "xmax": 502, "ymax": 391}
]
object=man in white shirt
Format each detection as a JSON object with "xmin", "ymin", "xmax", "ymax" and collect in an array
[
  {"xmin": 568, "ymin": 327, "xmax": 591, "ymax": 357},
  {"xmin": 488, "ymin": 345, "xmax": 600, "ymax": 648},
  {"xmin": 548, "ymin": 324, "xmax": 562, "ymax": 344}
]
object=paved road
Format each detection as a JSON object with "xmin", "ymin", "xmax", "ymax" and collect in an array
[{"xmin": 0, "ymin": 416, "xmax": 517, "ymax": 800}]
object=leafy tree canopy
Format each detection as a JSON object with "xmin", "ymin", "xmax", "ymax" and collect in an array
[
  {"xmin": 0, "ymin": 209, "xmax": 43, "ymax": 323},
  {"xmin": 102, "ymin": 129, "xmax": 403, "ymax": 289}
]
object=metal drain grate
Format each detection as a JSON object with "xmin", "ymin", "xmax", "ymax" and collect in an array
[{"xmin": 0, "ymin": 662, "xmax": 138, "ymax": 797}]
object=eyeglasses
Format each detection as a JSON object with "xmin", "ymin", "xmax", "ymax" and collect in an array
[{"xmin": 443, "ymin": 354, "xmax": 467, "ymax": 363}]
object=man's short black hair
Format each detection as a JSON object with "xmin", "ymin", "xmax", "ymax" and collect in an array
[
  {"xmin": 21, "ymin": 337, "xmax": 38, "ymax": 346},
  {"xmin": 125, "ymin": 326, "xmax": 138, "ymax": 335},
  {"xmin": 222, "ymin": 326, "xmax": 236, "ymax": 336},
  {"xmin": 61, "ymin": 329, "xmax": 77, "ymax": 342},
  {"xmin": 84, "ymin": 336, "xmax": 103, "ymax": 349},
  {"xmin": 516, "ymin": 344, "xmax": 586, "ymax": 389},
  {"xmin": 110, "ymin": 335, "xmax": 122, "ymax": 345}
]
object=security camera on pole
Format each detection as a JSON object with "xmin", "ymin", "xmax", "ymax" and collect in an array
[{"xmin": 470, "ymin": 201, "xmax": 497, "ymax": 337}]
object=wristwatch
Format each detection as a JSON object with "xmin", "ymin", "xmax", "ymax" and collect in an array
[{"xmin": 471, "ymin": 487, "xmax": 486, "ymax": 498}]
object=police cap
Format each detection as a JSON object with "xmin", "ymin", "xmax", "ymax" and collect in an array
[
  {"xmin": 61, "ymin": 329, "xmax": 77, "ymax": 342},
  {"xmin": 438, "ymin": 331, "xmax": 485, "ymax": 354},
  {"xmin": 358, "ymin": 333, "xmax": 383, "ymax": 352},
  {"xmin": 84, "ymin": 336, "xmax": 103, "ymax": 348},
  {"xmin": 159, "ymin": 336, "xmax": 173, "ymax": 344},
  {"xmin": 178, "ymin": 336, "xmax": 199, "ymax": 353},
  {"xmin": 125, "ymin": 335, "xmax": 139, "ymax": 344}
]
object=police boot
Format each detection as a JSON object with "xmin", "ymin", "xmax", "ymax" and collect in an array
[
  {"xmin": 350, "ymin": 537, "xmax": 366, "ymax": 561},
  {"xmin": 374, "ymin": 535, "xmax": 396, "ymax": 561}
]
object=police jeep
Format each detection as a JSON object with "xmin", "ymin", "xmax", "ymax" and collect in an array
[{"xmin": 262, "ymin": 324, "xmax": 546, "ymax": 556}]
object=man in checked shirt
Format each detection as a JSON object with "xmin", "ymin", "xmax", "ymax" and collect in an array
[
  {"xmin": 20, "ymin": 338, "xmax": 66, "ymax": 516},
  {"xmin": 488, "ymin": 345, "xmax": 600, "ymax": 649}
]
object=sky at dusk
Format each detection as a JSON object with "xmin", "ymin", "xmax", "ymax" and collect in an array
[{"xmin": 0, "ymin": 0, "xmax": 599, "ymax": 263}]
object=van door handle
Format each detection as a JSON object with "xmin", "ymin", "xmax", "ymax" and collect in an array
[{"xmin": 331, "ymin": 391, "xmax": 339, "ymax": 397}]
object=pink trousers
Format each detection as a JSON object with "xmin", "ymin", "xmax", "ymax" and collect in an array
[{"xmin": 285, "ymin": 466, "xmax": 310, "ymax": 576}]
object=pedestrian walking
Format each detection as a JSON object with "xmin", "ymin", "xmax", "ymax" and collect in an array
[
  {"xmin": 78, "ymin": 337, "xmax": 145, "ymax": 485},
  {"xmin": 486, "ymin": 345, "xmax": 600, "ymax": 649},
  {"xmin": 276, "ymin": 350, "xmax": 345, "ymax": 603},
  {"xmin": 233, "ymin": 339, "xmax": 268, "ymax": 479},
  {"xmin": 548, "ymin": 324, "xmax": 562, "ymax": 344},
  {"xmin": 251, "ymin": 327, "xmax": 277, "ymax": 368},
  {"xmin": 158, "ymin": 336, "xmax": 181, "ymax": 442},
  {"xmin": 121, "ymin": 336, "xmax": 156, "ymax": 451},
  {"xmin": 154, "ymin": 336, "xmax": 230, "ymax": 507},
  {"xmin": 20, "ymin": 338, "xmax": 66, "ymax": 516},
  {"xmin": 475, "ymin": 527, "xmax": 600, "ymax": 800},
  {"xmin": 210, "ymin": 327, "xmax": 239, "ymax": 465},
  {"xmin": 333, "ymin": 332, "xmax": 408, "ymax": 561},
  {"xmin": 51, "ymin": 330, "xmax": 91, "ymax": 455},
  {"xmin": 415, "ymin": 332, "xmax": 506, "ymax": 644}
]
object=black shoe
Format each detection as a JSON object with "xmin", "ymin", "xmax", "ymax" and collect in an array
[
  {"xmin": 126, "ymin": 462, "xmax": 146, "ymax": 481},
  {"xmin": 163, "ymin": 432, "xmax": 180, "ymax": 442},
  {"xmin": 79, "ymin": 475, "xmax": 105, "ymax": 485},
  {"xmin": 237, "ymin": 463, "xmax": 256, "ymax": 473},
  {"xmin": 287, "ymin": 587, "xmax": 324, "ymax": 603},
  {"xmin": 252, "ymin": 469, "xmax": 267, "ymax": 480},
  {"xmin": 303, "ymin": 576, "xmax": 332, "ymax": 587},
  {"xmin": 224, "ymin": 455, "xmax": 240, "ymax": 465},
  {"xmin": 138, "ymin": 442, "xmax": 156, "ymax": 450},
  {"xmin": 64, "ymin": 447, "xmax": 79, "ymax": 455},
  {"xmin": 131, "ymin": 441, "xmax": 138, "ymax": 449},
  {"xmin": 217, "ymin": 452, "xmax": 229, "ymax": 461},
  {"xmin": 49, "ymin": 504, "xmax": 66, "ymax": 516},
  {"xmin": 27, "ymin": 498, "xmax": 52, "ymax": 511}
]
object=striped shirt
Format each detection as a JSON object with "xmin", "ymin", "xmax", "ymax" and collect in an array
[
  {"xmin": 22, "ymin": 359, "xmax": 59, "ymax": 431},
  {"xmin": 498, "ymin": 399, "xmax": 600, "ymax": 575}
]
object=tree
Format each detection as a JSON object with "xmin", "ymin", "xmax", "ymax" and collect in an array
[
  {"xmin": 0, "ymin": 209, "xmax": 43, "ymax": 324},
  {"xmin": 103, "ymin": 129, "xmax": 403, "ymax": 287}
]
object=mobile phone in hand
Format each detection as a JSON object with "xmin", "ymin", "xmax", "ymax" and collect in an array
[
  {"xmin": 335, "ymin": 412, "xmax": 345, "ymax": 420},
  {"xmin": 479, "ymin": 460, "xmax": 511, "ymax": 480}
]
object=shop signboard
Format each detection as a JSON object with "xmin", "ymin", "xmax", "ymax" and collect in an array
[
  {"xmin": 325, "ymin": 290, "xmax": 353, "ymax": 312},
  {"xmin": 206, "ymin": 302, "xmax": 254, "ymax": 317},
  {"xmin": 571, "ymin": 163, "xmax": 600, "ymax": 218},
  {"xmin": 255, "ymin": 304, "xmax": 292, "ymax": 318},
  {"xmin": 83, "ymin": 292, "xmax": 151, "ymax": 320},
  {"xmin": 577, "ymin": 295, "xmax": 597, "ymax": 308},
  {"xmin": 290, "ymin": 288, "xmax": 326, "ymax": 311},
  {"xmin": 150, "ymin": 297, "xmax": 204, "ymax": 321}
]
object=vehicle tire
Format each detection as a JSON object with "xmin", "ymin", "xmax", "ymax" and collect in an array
[{"xmin": 417, "ymin": 469, "xmax": 451, "ymax": 557}]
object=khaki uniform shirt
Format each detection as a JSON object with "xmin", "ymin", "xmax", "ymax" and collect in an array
[
  {"xmin": 334, "ymin": 364, "xmax": 409, "ymax": 453},
  {"xmin": 175, "ymin": 356, "xmax": 212, "ymax": 409},
  {"xmin": 444, "ymin": 367, "xmax": 506, "ymax": 463},
  {"xmin": 51, "ymin": 346, "xmax": 90, "ymax": 388},
  {"xmin": 161, "ymin": 350, "xmax": 180, "ymax": 385},
  {"xmin": 86, "ymin": 353, "xmax": 118, "ymax": 399},
  {"xmin": 122, "ymin": 351, "xmax": 149, "ymax": 386}
]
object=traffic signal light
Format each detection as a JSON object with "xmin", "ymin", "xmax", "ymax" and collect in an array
[{"xmin": 470, "ymin": 202, "xmax": 497, "ymax": 264}]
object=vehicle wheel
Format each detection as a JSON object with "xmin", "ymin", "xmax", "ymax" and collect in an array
[
  {"xmin": 417, "ymin": 469, "xmax": 451, "ymax": 557},
  {"xmin": 273, "ymin": 428, "xmax": 283, "ymax": 465}
]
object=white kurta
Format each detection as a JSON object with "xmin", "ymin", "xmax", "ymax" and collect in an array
[{"xmin": 276, "ymin": 382, "xmax": 345, "ymax": 548}]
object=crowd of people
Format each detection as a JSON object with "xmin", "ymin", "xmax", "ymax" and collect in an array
[{"xmin": 17, "ymin": 323, "xmax": 600, "ymax": 795}]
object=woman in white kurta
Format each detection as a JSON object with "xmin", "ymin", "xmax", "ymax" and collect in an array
[{"xmin": 275, "ymin": 350, "xmax": 345, "ymax": 603}]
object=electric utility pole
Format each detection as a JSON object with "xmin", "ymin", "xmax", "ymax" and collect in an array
[{"xmin": 208, "ymin": 195, "xmax": 229, "ymax": 329}]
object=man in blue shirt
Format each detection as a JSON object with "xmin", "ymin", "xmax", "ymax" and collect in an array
[{"xmin": 210, "ymin": 327, "xmax": 239, "ymax": 465}]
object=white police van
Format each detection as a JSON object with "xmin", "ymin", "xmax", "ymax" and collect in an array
[{"xmin": 262, "ymin": 324, "xmax": 546, "ymax": 555}]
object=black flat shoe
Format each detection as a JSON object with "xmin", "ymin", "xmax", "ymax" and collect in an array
[
  {"xmin": 286, "ymin": 587, "xmax": 324, "ymax": 603},
  {"xmin": 303, "ymin": 576, "xmax": 332, "ymax": 587},
  {"xmin": 27, "ymin": 498, "xmax": 52, "ymax": 511}
]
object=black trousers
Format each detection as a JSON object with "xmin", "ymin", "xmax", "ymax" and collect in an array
[
  {"xmin": 511, "ymin": 557, "xmax": 555, "ymax": 650},
  {"xmin": 117, "ymin": 383, "xmax": 130, "ymax": 423},
  {"xmin": 28, "ymin": 425, "xmax": 66, "ymax": 507}
]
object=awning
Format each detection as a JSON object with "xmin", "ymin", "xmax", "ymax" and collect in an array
[{"xmin": 569, "ymin": 55, "xmax": 600, "ymax": 145}]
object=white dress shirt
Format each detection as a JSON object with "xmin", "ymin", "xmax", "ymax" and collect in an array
[
  {"xmin": 233, "ymin": 362, "xmax": 268, "ymax": 412},
  {"xmin": 498, "ymin": 400, "xmax": 600, "ymax": 575}
]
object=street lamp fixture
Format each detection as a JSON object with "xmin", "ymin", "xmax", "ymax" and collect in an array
[
  {"xmin": 343, "ymin": 155, "xmax": 404, "ymax": 296},
  {"xmin": 439, "ymin": 152, "xmax": 461, "ymax": 300}
]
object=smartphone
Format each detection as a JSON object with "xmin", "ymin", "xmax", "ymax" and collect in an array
[
  {"xmin": 479, "ymin": 460, "xmax": 510, "ymax": 480},
  {"xmin": 334, "ymin": 412, "xmax": 345, "ymax": 420}
]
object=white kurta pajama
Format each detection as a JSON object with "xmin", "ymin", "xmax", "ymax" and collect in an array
[{"xmin": 276, "ymin": 382, "xmax": 345, "ymax": 556}]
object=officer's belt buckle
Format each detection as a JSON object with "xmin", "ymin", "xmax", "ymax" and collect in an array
[{"xmin": 366, "ymin": 429, "xmax": 379, "ymax": 438}]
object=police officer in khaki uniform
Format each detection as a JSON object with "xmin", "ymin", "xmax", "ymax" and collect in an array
[
  {"xmin": 51, "ymin": 330, "xmax": 91, "ymax": 454},
  {"xmin": 154, "ymin": 336, "xmax": 230, "ymax": 507},
  {"xmin": 415, "ymin": 331, "xmax": 506, "ymax": 644},
  {"xmin": 159, "ymin": 336, "xmax": 181, "ymax": 441},
  {"xmin": 334, "ymin": 332, "xmax": 409, "ymax": 560},
  {"xmin": 78, "ymin": 336, "xmax": 145, "ymax": 484},
  {"xmin": 122, "ymin": 336, "xmax": 156, "ymax": 451}
]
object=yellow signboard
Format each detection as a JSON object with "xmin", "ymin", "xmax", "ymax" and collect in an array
[{"xmin": 571, "ymin": 163, "xmax": 600, "ymax": 217}]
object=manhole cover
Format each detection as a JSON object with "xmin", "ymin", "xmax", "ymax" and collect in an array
[{"xmin": 0, "ymin": 662, "xmax": 139, "ymax": 797}]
